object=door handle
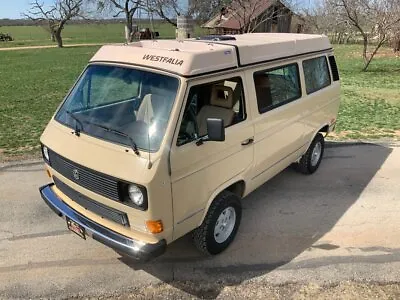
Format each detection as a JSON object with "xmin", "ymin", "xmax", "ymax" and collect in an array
[{"xmin": 241, "ymin": 138, "xmax": 254, "ymax": 146}]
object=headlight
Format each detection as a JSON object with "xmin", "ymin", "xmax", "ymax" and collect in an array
[
  {"xmin": 42, "ymin": 145, "xmax": 50, "ymax": 162},
  {"xmin": 128, "ymin": 185, "xmax": 144, "ymax": 206},
  {"xmin": 119, "ymin": 182, "xmax": 148, "ymax": 210}
]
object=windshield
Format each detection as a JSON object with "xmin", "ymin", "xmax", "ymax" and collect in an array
[{"xmin": 55, "ymin": 65, "xmax": 179, "ymax": 152}]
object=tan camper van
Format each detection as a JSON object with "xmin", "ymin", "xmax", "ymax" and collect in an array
[{"xmin": 39, "ymin": 33, "xmax": 340, "ymax": 261}]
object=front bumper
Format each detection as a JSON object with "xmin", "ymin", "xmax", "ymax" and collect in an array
[{"xmin": 39, "ymin": 184, "xmax": 166, "ymax": 261}]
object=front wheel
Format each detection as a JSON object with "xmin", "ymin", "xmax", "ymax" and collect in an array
[
  {"xmin": 295, "ymin": 133, "xmax": 325, "ymax": 174},
  {"xmin": 192, "ymin": 191, "xmax": 242, "ymax": 255}
]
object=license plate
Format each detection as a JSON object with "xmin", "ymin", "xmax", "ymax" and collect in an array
[{"xmin": 66, "ymin": 217, "xmax": 86, "ymax": 240}]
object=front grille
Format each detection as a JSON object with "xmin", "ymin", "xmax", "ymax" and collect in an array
[
  {"xmin": 49, "ymin": 150, "xmax": 120, "ymax": 201},
  {"xmin": 53, "ymin": 176, "xmax": 129, "ymax": 227}
]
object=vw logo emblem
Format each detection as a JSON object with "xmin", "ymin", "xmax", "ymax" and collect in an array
[{"xmin": 72, "ymin": 169, "xmax": 80, "ymax": 180}]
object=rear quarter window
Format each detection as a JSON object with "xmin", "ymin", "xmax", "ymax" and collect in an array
[
  {"xmin": 302, "ymin": 56, "xmax": 331, "ymax": 94},
  {"xmin": 253, "ymin": 63, "xmax": 301, "ymax": 114}
]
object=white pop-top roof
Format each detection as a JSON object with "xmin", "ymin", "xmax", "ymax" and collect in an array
[{"xmin": 90, "ymin": 33, "xmax": 332, "ymax": 77}]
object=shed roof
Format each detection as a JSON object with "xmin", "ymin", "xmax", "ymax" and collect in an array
[
  {"xmin": 202, "ymin": 0, "xmax": 286, "ymax": 30},
  {"xmin": 90, "ymin": 33, "xmax": 332, "ymax": 77}
]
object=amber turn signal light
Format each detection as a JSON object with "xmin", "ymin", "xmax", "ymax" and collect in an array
[
  {"xmin": 146, "ymin": 220, "xmax": 163, "ymax": 234},
  {"xmin": 46, "ymin": 168, "xmax": 51, "ymax": 178}
]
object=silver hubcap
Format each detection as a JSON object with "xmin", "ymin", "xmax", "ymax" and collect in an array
[
  {"xmin": 311, "ymin": 142, "xmax": 322, "ymax": 167},
  {"xmin": 214, "ymin": 207, "xmax": 236, "ymax": 244}
]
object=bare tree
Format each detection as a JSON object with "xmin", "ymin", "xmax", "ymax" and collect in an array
[
  {"xmin": 226, "ymin": 0, "xmax": 260, "ymax": 33},
  {"xmin": 221, "ymin": 0, "xmax": 299, "ymax": 34},
  {"xmin": 145, "ymin": 0, "xmax": 229, "ymax": 27},
  {"xmin": 97, "ymin": 0, "xmax": 142, "ymax": 42},
  {"xmin": 303, "ymin": 0, "xmax": 357, "ymax": 43},
  {"xmin": 145, "ymin": 0, "xmax": 180, "ymax": 27},
  {"xmin": 328, "ymin": 0, "xmax": 400, "ymax": 71},
  {"xmin": 303, "ymin": 0, "xmax": 335, "ymax": 35},
  {"xmin": 390, "ymin": 23, "xmax": 400, "ymax": 52},
  {"xmin": 24, "ymin": 0, "xmax": 86, "ymax": 48},
  {"xmin": 191, "ymin": 0, "xmax": 230, "ymax": 23}
]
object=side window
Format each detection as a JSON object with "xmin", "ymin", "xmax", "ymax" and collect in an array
[
  {"xmin": 253, "ymin": 63, "xmax": 301, "ymax": 113},
  {"xmin": 177, "ymin": 77, "xmax": 246, "ymax": 146},
  {"xmin": 302, "ymin": 56, "xmax": 331, "ymax": 94},
  {"xmin": 328, "ymin": 55, "xmax": 340, "ymax": 81}
]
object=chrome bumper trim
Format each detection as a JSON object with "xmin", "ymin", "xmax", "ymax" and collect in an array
[{"xmin": 39, "ymin": 184, "xmax": 166, "ymax": 261}]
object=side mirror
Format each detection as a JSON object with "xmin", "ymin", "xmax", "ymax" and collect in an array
[
  {"xmin": 196, "ymin": 118, "xmax": 225, "ymax": 146},
  {"xmin": 207, "ymin": 118, "xmax": 225, "ymax": 142}
]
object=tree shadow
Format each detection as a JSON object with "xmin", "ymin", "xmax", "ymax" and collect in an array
[{"xmin": 118, "ymin": 142, "xmax": 392, "ymax": 299}]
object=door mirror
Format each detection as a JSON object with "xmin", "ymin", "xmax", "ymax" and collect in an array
[
  {"xmin": 206, "ymin": 118, "xmax": 225, "ymax": 142},
  {"xmin": 195, "ymin": 118, "xmax": 225, "ymax": 146}
]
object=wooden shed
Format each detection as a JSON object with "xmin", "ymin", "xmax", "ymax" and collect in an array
[{"xmin": 202, "ymin": 0, "xmax": 304, "ymax": 35}]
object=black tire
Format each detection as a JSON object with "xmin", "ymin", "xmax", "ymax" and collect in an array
[
  {"xmin": 295, "ymin": 133, "xmax": 325, "ymax": 174},
  {"xmin": 193, "ymin": 191, "xmax": 242, "ymax": 255}
]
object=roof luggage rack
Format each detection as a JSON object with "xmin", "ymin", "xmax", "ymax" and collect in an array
[{"xmin": 197, "ymin": 35, "xmax": 236, "ymax": 41}]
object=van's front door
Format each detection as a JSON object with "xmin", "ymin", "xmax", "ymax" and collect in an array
[{"xmin": 169, "ymin": 73, "xmax": 254, "ymax": 240}]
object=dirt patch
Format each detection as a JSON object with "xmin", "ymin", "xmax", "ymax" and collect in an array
[
  {"xmin": 375, "ymin": 48, "xmax": 400, "ymax": 58},
  {"xmin": 92, "ymin": 281, "xmax": 400, "ymax": 299},
  {"xmin": 361, "ymin": 89, "xmax": 400, "ymax": 105},
  {"xmin": 0, "ymin": 148, "xmax": 41, "ymax": 163},
  {"xmin": 344, "ymin": 48, "xmax": 400, "ymax": 59},
  {"xmin": 328, "ymin": 130, "xmax": 400, "ymax": 141},
  {"xmin": 0, "ymin": 43, "xmax": 104, "ymax": 51}
]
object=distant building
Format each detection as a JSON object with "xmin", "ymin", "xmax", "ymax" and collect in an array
[{"xmin": 202, "ymin": 0, "xmax": 305, "ymax": 35}]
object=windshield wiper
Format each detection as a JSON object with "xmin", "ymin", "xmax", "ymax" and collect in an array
[
  {"xmin": 66, "ymin": 111, "xmax": 83, "ymax": 136},
  {"xmin": 65, "ymin": 111, "xmax": 139, "ymax": 155},
  {"xmin": 85, "ymin": 121, "xmax": 140, "ymax": 156}
]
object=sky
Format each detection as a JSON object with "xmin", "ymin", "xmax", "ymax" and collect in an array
[
  {"xmin": 0, "ymin": 0, "xmax": 53, "ymax": 19},
  {"xmin": 0, "ymin": 0, "xmax": 314, "ymax": 19},
  {"xmin": 0, "ymin": 0, "xmax": 153, "ymax": 19}
]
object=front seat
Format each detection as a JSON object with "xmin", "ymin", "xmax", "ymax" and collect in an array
[
  {"xmin": 196, "ymin": 85, "xmax": 235, "ymax": 137},
  {"xmin": 136, "ymin": 82, "xmax": 174, "ymax": 125},
  {"xmin": 136, "ymin": 94, "xmax": 155, "ymax": 124}
]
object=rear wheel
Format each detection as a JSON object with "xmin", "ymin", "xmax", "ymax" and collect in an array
[
  {"xmin": 193, "ymin": 191, "xmax": 241, "ymax": 255},
  {"xmin": 295, "ymin": 133, "xmax": 325, "ymax": 174}
]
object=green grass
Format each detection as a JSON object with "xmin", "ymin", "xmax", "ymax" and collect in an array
[
  {"xmin": 0, "ymin": 24, "xmax": 126, "ymax": 48},
  {"xmin": 0, "ymin": 43, "xmax": 399, "ymax": 159},
  {"xmin": 332, "ymin": 44, "xmax": 400, "ymax": 139},
  {"xmin": 0, "ymin": 23, "xmax": 207, "ymax": 48},
  {"xmin": 0, "ymin": 46, "xmax": 100, "ymax": 157}
]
